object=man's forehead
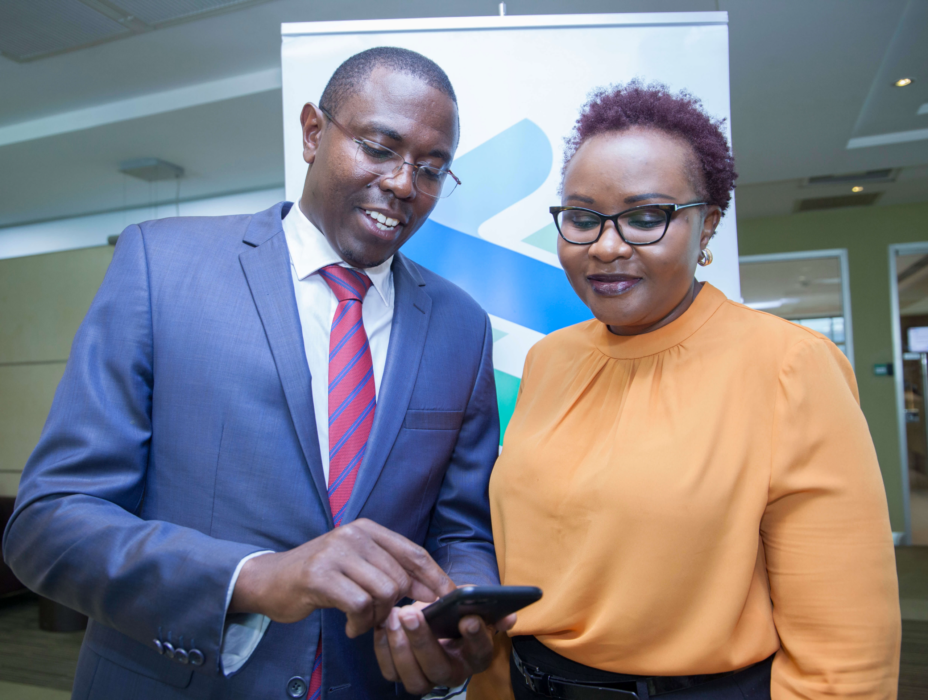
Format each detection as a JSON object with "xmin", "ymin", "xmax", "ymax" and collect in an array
[
  {"xmin": 359, "ymin": 64, "xmax": 451, "ymax": 99},
  {"xmin": 341, "ymin": 71, "xmax": 459, "ymax": 150}
]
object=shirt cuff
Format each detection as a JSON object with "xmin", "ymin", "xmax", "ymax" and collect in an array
[
  {"xmin": 220, "ymin": 550, "xmax": 273, "ymax": 676},
  {"xmin": 423, "ymin": 679, "xmax": 469, "ymax": 699}
]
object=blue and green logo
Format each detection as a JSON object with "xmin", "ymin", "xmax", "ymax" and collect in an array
[{"xmin": 404, "ymin": 119, "xmax": 593, "ymax": 442}]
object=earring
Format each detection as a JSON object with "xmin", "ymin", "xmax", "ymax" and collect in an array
[{"xmin": 697, "ymin": 248, "xmax": 713, "ymax": 266}]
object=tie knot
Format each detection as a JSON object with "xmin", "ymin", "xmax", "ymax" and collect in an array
[{"xmin": 319, "ymin": 264, "xmax": 373, "ymax": 303}]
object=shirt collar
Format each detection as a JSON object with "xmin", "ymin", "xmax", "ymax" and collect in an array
[{"xmin": 282, "ymin": 201, "xmax": 394, "ymax": 308}]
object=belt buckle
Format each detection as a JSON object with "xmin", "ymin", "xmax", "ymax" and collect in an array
[
  {"xmin": 523, "ymin": 664, "xmax": 548, "ymax": 694},
  {"xmin": 520, "ymin": 662, "xmax": 534, "ymax": 689},
  {"xmin": 515, "ymin": 648, "xmax": 551, "ymax": 696}
]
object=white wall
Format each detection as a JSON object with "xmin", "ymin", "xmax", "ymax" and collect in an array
[{"xmin": 0, "ymin": 186, "xmax": 285, "ymax": 260}]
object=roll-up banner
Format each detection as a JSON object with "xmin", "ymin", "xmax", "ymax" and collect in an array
[{"xmin": 281, "ymin": 13, "xmax": 738, "ymax": 440}]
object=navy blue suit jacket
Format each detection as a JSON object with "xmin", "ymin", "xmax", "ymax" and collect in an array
[{"xmin": 3, "ymin": 202, "xmax": 500, "ymax": 699}]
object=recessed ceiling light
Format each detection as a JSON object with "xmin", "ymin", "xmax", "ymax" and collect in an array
[
  {"xmin": 119, "ymin": 158, "xmax": 184, "ymax": 181},
  {"xmin": 894, "ymin": 77, "xmax": 914, "ymax": 87},
  {"xmin": 852, "ymin": 186, "xmax": 864, "ymax": 193}
]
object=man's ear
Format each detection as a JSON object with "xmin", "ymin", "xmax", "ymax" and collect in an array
[
  {"xmin": 301, "ymin": 103, "xmax": 325, "ymax": 165},
  {"xmin": 700, "ymin": 205, "xmax": 722, "ymax": 248}
]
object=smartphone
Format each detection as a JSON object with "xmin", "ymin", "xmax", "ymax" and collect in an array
[{"xmin": 422, "ymin": 585, "xmax": 543, "ymax": 639}]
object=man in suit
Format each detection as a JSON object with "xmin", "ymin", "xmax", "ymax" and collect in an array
[{"xmin": 3, "ymin": 47, "xmax": 504, "ymax": 699}]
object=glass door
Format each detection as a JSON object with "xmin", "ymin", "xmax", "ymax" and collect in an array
[
  {"xmin": 891, "ymin": 245, "xmax": 928, "ymax": 545},
  {"xmin": 739, "ymin": 250, "xmax": 853, "ymax": 365}
]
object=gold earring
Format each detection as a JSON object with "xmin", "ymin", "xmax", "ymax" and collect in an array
[{"xmin": 697, "ymin": 248, "xmax": 713, "ymax": 266}]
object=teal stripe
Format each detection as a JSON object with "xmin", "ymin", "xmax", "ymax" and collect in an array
[{"xmin": 494, "ymin": 369, "xmax": 521, "ymax": 447}]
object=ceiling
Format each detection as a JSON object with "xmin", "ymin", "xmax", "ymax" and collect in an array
[
  {"xmin": 0, "ymin": 0, "xmax": 926, "ymax": 229},
  {"xmin": 0, "ymin": 0, "xmax": 275, "ymax": 62}
]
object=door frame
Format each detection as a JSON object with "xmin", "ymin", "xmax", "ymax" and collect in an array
[
  {"xmin": 888, "ymin": 243, "xmax": 928, "ymax": 546},
  {"xmin": 739, "ymin": 249, "xmax": 854, "ymax": 368}
]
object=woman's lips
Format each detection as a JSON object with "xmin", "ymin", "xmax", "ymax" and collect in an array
[{"xmin": 587, "ymin": 274, "xmax": 642, "ymax": 296}]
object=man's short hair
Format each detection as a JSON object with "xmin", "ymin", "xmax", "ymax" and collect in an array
[{"xmin": 319, "ymin": 46, "xmax": 458, "ymax": 116}]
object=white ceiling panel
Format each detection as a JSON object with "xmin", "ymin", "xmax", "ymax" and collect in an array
[
  {"xmin": 0, "ymin": 0, "xmax": 129, "ymax": 62},
  {"xmin": 110, "ymin": 0, "xmax": 266, "ymax": 26}
]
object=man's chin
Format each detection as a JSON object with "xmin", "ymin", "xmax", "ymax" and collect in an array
[
  {"xmin": 338, "ymin": 244, "xmax": 392, "ymax": 270},
  {"xmin": 339, "ymin": 226, "xmax": 417, "ymax": 269}
]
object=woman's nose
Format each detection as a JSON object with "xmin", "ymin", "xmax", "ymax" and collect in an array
[{"xmin": 589, "ymin": 221, "xmax": 633, "ymax": 261}]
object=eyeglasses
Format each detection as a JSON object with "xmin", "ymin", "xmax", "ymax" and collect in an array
[
  {"xmin": 319, "ymin": 106, "xmax": 461, "ymax": 199},
  {"xmin": 550, "ymin": 202, "xmax": 707, "ymax": 246}
]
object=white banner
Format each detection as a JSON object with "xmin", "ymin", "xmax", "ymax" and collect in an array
[{"xmin": 281, "ymin": 13, "xmax": 738, "ymax": 435}]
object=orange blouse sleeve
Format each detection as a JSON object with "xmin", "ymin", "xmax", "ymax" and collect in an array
[{"xmin": 762, "ymin": 338, "xmax": 900, "ymax": 699}]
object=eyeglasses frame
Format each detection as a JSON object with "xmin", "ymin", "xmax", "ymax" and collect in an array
[
  {"xmin": 318, "ymin": 105, "xmax": 461, "ymax": 199},
  {"xmin": 550, "ymin": 202, "xmax": 708, "ymax": 246}
]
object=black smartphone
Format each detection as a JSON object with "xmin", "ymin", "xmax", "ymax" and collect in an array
[{"xmin": 422, "ymin": 585, "xmax": 543, "ymax": 639}]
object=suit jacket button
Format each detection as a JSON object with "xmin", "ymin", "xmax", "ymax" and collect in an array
[
  {"xmin": 175, "ymin": 648, "xmax": 189, "ymax": 664},
  {"xmin": 287, "ymin": 677, "xmax": 308, "ymax": 698},
  {"xmin": 163, "ymin": 642, "xmax": 175, "ymax": 659},
  {"xmin": 188, "ymin": 649, "xmax": 204, "ymax": 666},
  {"xmin": 153, "ymin": 640, "xmax": 164, "ymax": 655}
]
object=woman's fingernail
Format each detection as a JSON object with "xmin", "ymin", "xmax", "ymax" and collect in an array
[
  {"xmin": 402, "ymin": 614, "xmax": 420, "ymax": 630},
  {"xmin": 388, "ymin": 614, "xmax": 401, "ymax": 631},
  {"xmin": 465, "ymin": 618, "xmax": 480, "ymax": 634}
]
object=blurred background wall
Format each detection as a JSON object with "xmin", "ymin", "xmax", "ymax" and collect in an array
[{"xmin": 0, "ymin": 247, "xmax": 112, "ymax": 497}]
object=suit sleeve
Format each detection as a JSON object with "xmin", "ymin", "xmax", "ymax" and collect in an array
[
  {"xmin": 2, "ymin": 225, "xmax": 264, "ymax": 676},
  {"xmin": 762, "ymin": 338, "xmax": 900, "ymax": 699},
  {"xmin": 425, "ymin": 314, "xmax": 501, "ymax": 586}
]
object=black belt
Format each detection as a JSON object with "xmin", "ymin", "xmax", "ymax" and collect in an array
[{"xmin": 512, "ymin": 646, "xmax": 745, "ymax": 699}]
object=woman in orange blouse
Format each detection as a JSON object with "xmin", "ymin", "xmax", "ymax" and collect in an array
[{"xmin": 470, "ymin": 82, "xmax": 900, "ymax": 699}]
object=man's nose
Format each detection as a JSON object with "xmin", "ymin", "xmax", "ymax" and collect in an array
[{"xmin": 380, "ymin": 162, "xmax": 417, "ymax": 200}]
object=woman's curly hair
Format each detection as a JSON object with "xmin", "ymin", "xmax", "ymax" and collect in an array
[{"xmin": 562, "ymin": 80, "xmax": 737, "ymax": 214}]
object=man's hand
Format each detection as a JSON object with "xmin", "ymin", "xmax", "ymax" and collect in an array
[
  {"xmin": 230, "ymin": 519, "xmax": 455, "ymax": 638},
  {"xmin": 373, "ymin": 599, "xmax": 517, "ymax": 694}
]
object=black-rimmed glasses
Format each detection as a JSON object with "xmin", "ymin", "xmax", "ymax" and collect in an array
[
  {"xmin": 319, "ymin": 106, "xmax": 461, "ymax": 199},
  {"xmin": 550, "ymin": 202, "xmax": 707, "ymax": 245}
]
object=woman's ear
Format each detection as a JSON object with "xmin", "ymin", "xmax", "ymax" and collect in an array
[
  {"xmin": 700, "ymin": 205, "xmax": 722, "ymax": 248},
  {"xmin": 300, "ymin": 103, "xmax": 325, "ymax": 165}
]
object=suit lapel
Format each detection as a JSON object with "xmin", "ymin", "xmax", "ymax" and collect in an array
[
  {"xmin": 239, "ymin": 204, "xmax": 333, "ymax": 526},
  {"xmin": 342, "ymin": 254, "xmax": 432, "ymax": 523}
]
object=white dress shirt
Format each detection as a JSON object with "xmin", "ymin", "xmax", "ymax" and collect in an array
[
  {"xmin": 220, "ymin": 202, "xmax": 394, "ymax": 673},
  {"xmin": 283, "ymin": 202, "xmax": 395, "ymax": 482}
]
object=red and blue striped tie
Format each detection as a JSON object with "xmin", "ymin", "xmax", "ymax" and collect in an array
[{"xmin": 308, "ymin": 264, "xmax": 376, "ymax": 699}]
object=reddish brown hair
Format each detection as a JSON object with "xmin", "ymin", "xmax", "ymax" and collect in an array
[{"xmin": 563, "ymin": 80, "xmax": 737, "ymax": 214}]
